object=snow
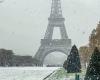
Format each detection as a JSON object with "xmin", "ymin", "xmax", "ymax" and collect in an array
[
  {"xmin": 0, "ymin": 67, "xmax": 86, "ymax": 80},
  {"xmin": 0, "ymin": 67, "xmax": 59, "ymax": 80},
  {"xmin": 44, "ymin": 68, "xmax": 85, "ymax": 80}
]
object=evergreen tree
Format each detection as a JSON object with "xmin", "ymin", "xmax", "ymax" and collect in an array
[
  {"xmin": 66, "ymin": 45, "xmax": 81, "ymax": 73},
  {"xmin": 84, "ymin": 47, "xmax": 100, "ymax": 80},
  {"xmin": 63, "ymin": 60, "xmax": 67, "ymax": 69}
]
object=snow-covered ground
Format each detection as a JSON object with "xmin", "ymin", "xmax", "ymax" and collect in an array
[
  {"xmin": 44, "ymin": 68, "xmax": 86, "ymax": 80},
  {"xmin": 0, "ymin": 67, "xmax": 59, "ymax": 80}
]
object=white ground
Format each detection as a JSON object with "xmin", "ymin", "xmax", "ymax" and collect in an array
[{"xmin": 0, "ymin": 67, "xmax": 59, "ymax": 80}]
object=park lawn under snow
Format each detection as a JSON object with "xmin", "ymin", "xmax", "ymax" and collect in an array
[
  {"xmin": 0, "ymin": 67, "xmax": 86, "ymax": 80},
  {"xmin": 44, "ymin": 68, "xmax": 86, "ymax": 80},
  {"xmin": 0, "ymin": 67, "xmax": 59, "ymax": 80}
]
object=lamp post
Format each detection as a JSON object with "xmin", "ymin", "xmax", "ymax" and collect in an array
[{"xmin": 75, "ymin": 74, "xmax": 80, "ymax": 80}]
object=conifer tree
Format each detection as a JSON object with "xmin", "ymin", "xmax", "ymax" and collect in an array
[
  {"xmin": 66, "ymin": 45, "xmax": 81, "ymax": 73},
  {"xmin": 63, "ymin": 60, "xmax": 67, "ymax": 70},
  {"xmin": 84, "ymin": 47, "xmax": 100, "ymax": 80}
]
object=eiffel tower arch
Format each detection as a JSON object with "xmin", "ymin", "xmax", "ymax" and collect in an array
[{"xmin": 34, "ymin": 0, "xmax": 71, "ymax": 66}]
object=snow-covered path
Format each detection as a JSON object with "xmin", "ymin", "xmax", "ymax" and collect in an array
[{"xmin": 0, "ymin": 67, "xmax": 59, "ymax": 80}]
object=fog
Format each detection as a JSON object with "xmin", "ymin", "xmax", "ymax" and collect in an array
[{"xmin": 0, "ymin": 0, "xmax": 100, "ymax": 56}]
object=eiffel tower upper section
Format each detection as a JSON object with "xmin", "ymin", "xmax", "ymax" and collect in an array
[
  {"xmin": 50, "ymin": 0, "xmax": 63, "ymax": 18},
  {"xmin": 44, "ymin": 0, "xmax": 68, "ymax": 39}
]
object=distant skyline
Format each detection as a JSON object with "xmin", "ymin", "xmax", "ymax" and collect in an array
[{"xmin": 0, "ymin": 0, "xmax": 100, "ymax": 56}]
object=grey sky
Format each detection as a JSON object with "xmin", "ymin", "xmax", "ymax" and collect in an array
[{"xmin": 0, "ymin": 0, "xmax": 100, "ymax": 56}]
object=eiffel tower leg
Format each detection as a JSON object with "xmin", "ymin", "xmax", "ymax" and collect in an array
[
  {"xmin": 60, "ymin": 24, "xmax": 68, "ymax": 39},
  {"xmin": 44, "ymin": 24, "xmax": 54, "ymax": 39},
  {"xmin": 34, "ymin": 47, "xmax": 45, "ymax": 66}
]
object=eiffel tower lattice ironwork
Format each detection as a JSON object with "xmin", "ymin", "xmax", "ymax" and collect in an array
[{"xmin": 34, "ymin": 0, "xmax": 71, "ymax": 66}]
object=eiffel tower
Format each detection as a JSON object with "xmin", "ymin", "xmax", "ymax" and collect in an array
[{"xmin": 34, "ymin": 0, "xmax": 71, "ymax": 66}]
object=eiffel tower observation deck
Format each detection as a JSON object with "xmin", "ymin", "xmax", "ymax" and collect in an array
[{"xmin": 34, "ymin": 0, "xmax": 72, "ymax": 66}]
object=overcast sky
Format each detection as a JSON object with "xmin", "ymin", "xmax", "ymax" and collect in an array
[{"xmin": 0, "ymin": 0, "xmax": 100, "ymax": 56}]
